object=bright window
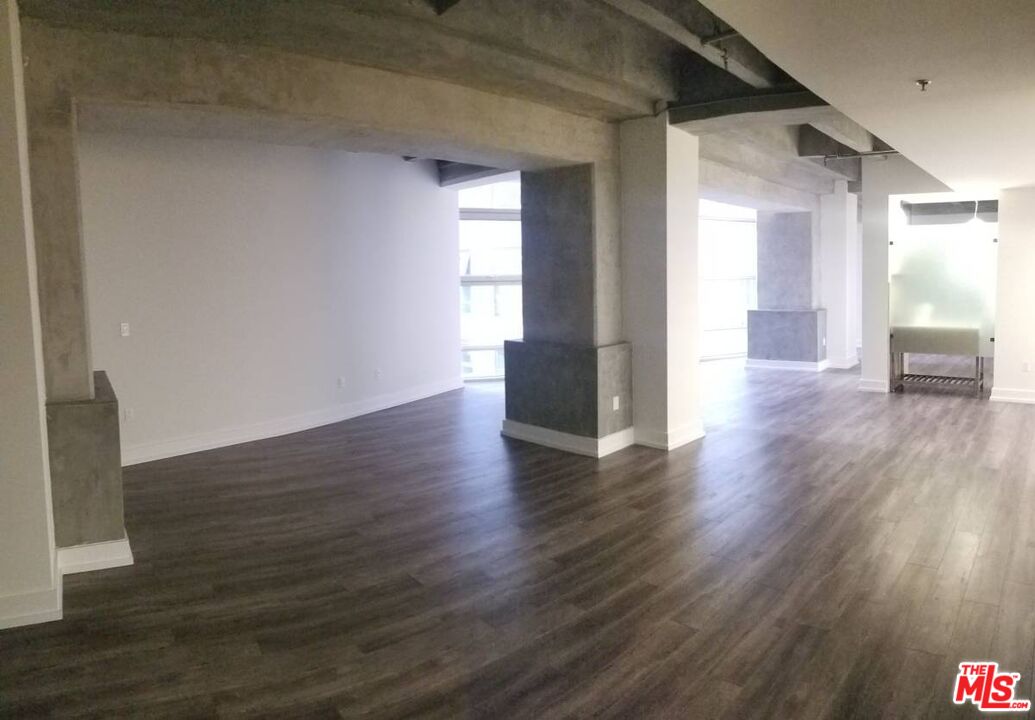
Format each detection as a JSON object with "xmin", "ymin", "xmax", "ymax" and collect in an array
[
  {"xmin": 699, "ymin": 200, "xmax": 757, "ymax": 359},
  {"xmin": 458, "ymin": 180, "xmax": 521, "ymax": 380}
]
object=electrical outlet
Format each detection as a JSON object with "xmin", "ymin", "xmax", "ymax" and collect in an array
[
  {"xmin": 375, "ymin": 368, "xmax": 383, "ymax": 380},
  {"xmin": 1024, "ymin": 362, "xmax": 1031, "ymax": 374},
  {"xmin": 122, "ymin": 407, "xmax": 134, "ymax": 422},
  {"xmin": 337, "ymin": 376, "xmax": 346, "ymax": 389},
  {"xmin": 612, "ymin": 395, "xmax": 620, "ymax": 411},
  {"xmin": 120, "ymin": 322, "xmax": 131, "ymax": 337}
]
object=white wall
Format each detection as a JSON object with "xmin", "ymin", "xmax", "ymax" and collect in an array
[
  {"xmin": 79, "ymin": 134, "xmax": 461, "ymax": 464},
  {"xmin": 991, "ymin": 187, "xmax": 1035, "ymax": 404},
  {"xmin": 620, "ymin": 114, "xmax": 703, "ymax": 450},
  {"xmin": 820, "ymin": 181, "xmax": 859, "ymax": 368},
  {"xmin": 859, "ymin": 155, "xmax": 948, "ymax": 391},
  {"xmin": 0, "ymin": 0, "xmax": 61, "ymax": 628}
]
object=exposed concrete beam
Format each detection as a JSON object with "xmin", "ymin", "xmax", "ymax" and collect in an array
[
  {"xmin": 669, "ymin": 90, "xmax": 827, "ymax": 132},
  {"xmin": 699, "ymin": 156, "xmax": 817, "ymax": 212},
  {"xmin": 702, "ymin": 28, "xmax": 740, "ymax": 46},
  {"xmin": 807, "ymin": 114, "xmax": 875, "ymax": 154},
  {"xmin": 437, "ymin": 161, "xmax": 510, "ymax": 187},
  {"xmin": 599, "ymin": 0, "xmax": 775, "ymax": 88},
  {"xmin": 798, "ymin": 123, "xmax": 856, "ymax": 158},
  {"xmin": 698, "ymin": 132, "xmax": 838, "ymax": 196}
]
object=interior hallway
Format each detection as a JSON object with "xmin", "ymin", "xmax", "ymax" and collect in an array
[{"xmin": 2, "ymin": 362, "xmax": 1032, "ymax": 719}]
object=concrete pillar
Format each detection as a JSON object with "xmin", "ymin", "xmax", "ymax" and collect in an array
[
  {"xmin": 820, "ymin": 180, "xmax": 860, "ymax": 369},
  {"xmin": 991, "ymin": 187, "xmax": 1035, "ymax": 404},
  {"xmin": 747, "ymin": 210, "xmax": 827, "ymax": 369},
  {"xmin": 619, "ymin": 113, "xmax": 703, "ymax": 451},
  {"xmin": 0, "ymin": 0, "xmax": 61, "ymax": 629},
  {"xmin": 502, "ymin": 163, "xmax": 633, "ymax": 457},
  {"xmin": 23, "ymin": 83, "xmax": 94, "ymax": 401}
]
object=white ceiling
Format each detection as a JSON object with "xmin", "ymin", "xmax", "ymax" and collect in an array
[{"xmin": 699, "ymin": 0, "xmax": 1035, "ymax": 192}]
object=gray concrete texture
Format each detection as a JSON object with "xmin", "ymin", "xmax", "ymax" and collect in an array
[
  {"xmin": 504, "ymin": 340, "xmax": 632, "ymax": 438},
  {"xmin": 521, "ymin": 165, "xmax": 596, "ymax": 347},
  {"xmin": 747, "ymin": 309, "xmax": 826, "ymax": 362},
  {"xmin": 46, "ymin": 371, "xmax": 124, "ymax": 547},
  {"xmin": 756, "ymin": 211, "xmax": 813, "ymax": 309}
]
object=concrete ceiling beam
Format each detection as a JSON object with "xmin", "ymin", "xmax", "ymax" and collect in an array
[
  {"xmin": 437, "ymin": 161, "xmax": 510, "ymax": 187},
  {"xmin": 806, "ymin": 114, "xmax": 875, "ymax": 154},
  {"xmin": 599, "ymin": 0, "xmax": 777, "ymax": 88},
  {"xmin": 669, "ymin": 90, "xmax": 827, "ymax": 132},
  {"xmin": 797, "ymin": 123, "xmax": 857, "ymax": 158}
]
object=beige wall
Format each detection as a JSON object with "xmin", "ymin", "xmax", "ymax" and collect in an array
[
  {"xmin": 79, "ymin": 133, "xmax": 462, "ymax": 463},
  {"xmin": 0, "ymin": 0, "xmax": 60, "ymax": 629}
]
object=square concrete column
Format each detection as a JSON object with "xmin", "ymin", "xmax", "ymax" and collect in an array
[
  {"xmin": 0, "ymin": 0, "xmax": 61, "ymax": 628},
  {"xmin": 619, "ymin": 113, "xmax": 703, "ymax": 451},
  {"xmin": 820, "ymin": 180, "xmax": 860, "ymax": 369},
  {"xmin": 748, "ymin": 210, "xmax": 828, "ymax": 370},
  {"xmin": 502, "ymin": 163, "xmax": 634, "ymax": 457},
  {"xmin": 991, "ymin": 187, "xmax": 1035, "ymax": 404}
]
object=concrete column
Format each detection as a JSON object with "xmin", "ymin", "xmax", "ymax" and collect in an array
[
  {"xmin": 502, "ymin": 163, "xmax": 633, "ymax": 457},
  {"xmin": 748, "ymin": 210, "xmax": 827, "ymax": 369},
  {"xmin": 0, "ymin": 0, "xmax": 61, "ymax": 629},
  {"xmin": 991, "ymin": 187, "xmax": 1035, "ymax": 404},
  {"xmin": 820, "ymin": 180, "xmax": 860, "ymax": 369},
  {"xmin": 23, "ymin": 87, "xmax": 94, "ymax": 401},
  {"xmin": 619, "ymin": 113, "xmax": 703, "ymax": 451}
]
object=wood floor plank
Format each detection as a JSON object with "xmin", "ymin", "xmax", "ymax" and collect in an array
[{"xmin": 1, "ymin": 359, "xmax": 1030, "ymax": 719}]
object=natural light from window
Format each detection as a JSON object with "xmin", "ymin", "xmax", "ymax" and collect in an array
[
  {"xmin": 699, "ymin": 199, "xmax": 757, "ymax": 360},
  {"xmin": 458, "ymin": 179, "xmax": 522, "ymax": 380}
]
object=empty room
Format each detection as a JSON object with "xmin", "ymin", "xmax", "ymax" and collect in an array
[{"xmin": 3, "ymin": 1, "xmax": 1035, "ymax": 718}]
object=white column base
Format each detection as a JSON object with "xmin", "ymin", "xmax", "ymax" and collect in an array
[
  {"xmin": 990, "ymin": 387, "xmax": 1035, "ymax": 404},
  {"xmin": 858, "ymin": 378, "xmax": 890, "ymax": 393},
  {"xmin": 746, "ymin": 358, "xmax": 831, "ymax": 372},
  {"xmin": 827, "ymin": 356, "xmax": 859, "ymax": 370},
  {"xmin": 58, "ymin": 535, "xmax": 134, "ymax": 575},
  {"xmin": 634, "ymin": 422, "xmax": 705, "ymax": 451},
  {"xmin": 501, "ymin": 420, "xmax": 636, "ymax": 458},
  {"xmin": 0, "ymin": 575, "xmax": 62, "ymax": 630}
]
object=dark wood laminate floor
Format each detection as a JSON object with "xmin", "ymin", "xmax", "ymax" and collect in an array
[{"xmin": 3, "ymin": 358, "xmax": 1034, "ymax": 719}]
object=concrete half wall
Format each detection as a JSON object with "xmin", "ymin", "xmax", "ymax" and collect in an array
[
  {"xmin": 504, "ymin": 340, "xmax": 631, "ymax": 439},
  {"xmin": 747, "ymin": 309, "xmax": 827, "ymax": 366}
]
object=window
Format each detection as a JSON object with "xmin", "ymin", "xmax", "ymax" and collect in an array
[
  {"xmin": 699, "ymin": 200, "xmax": 757, "ymax": 359},
  {"xmin": 458, "ymin": 180, "xmax": 522, "ymax": 380}
]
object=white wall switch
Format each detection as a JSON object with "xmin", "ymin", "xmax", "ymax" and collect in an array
[
  {"xmin": 120, "ymin": 322, "xmax": 131, "ymax": 337},
  {"xmin": 612, "ymin": 395, "xmax": 620, "ymax": 411},
  {"xmin": 337, "ymin": 376, "xmax": 346, "ymax": 389}
]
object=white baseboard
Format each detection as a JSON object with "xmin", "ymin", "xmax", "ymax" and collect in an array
[
  {"xmin": 0, "ymin": 574, "xmax": 62, "ymax": 630},
  {"xmin": 635, "ymin": 422, "xmax": 705, "ymax": 451},
  {"xmin": 746, "ymin": 358, "xmax": 831, "ymax": 372},
  {"xmin": 123, "ymin": 378, "xmax": 464, "ymax": 465},
  {"xmin": 858, "ymin": 378, "xmax": 890, "ymax": 393},
  {"xmin": 827, "ymin": 356, "xmax": 859, "ymax": 370},
  {"xmin": 500, "ymin": 420, "xmax": 636, "ymax": 458},
  {"xmin": 990, "ymin": 387, "xmax": 1035, "ymax": 404},
  {"xmin": 58, "ymin": 536, "xmax": 134, "ymax": 575}
]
